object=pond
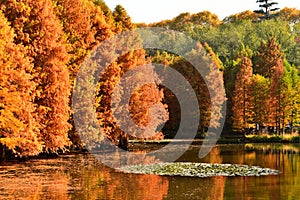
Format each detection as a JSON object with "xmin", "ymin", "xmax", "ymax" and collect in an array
[{"xmin": 0, "ymin": 143, "xmax": 299, "ymax": 199}]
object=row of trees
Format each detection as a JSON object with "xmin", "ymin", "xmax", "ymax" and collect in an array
[
  {"xmin": 232, "ymin": 39, "xmax": 300, "ymax": 134},
  {"xmin": 144, "ymin": 6, "xmax": 300, "ymax": 135},
  {"xmin": 0, "ymin": 0, "xmax": 167, "ymax": 157}
]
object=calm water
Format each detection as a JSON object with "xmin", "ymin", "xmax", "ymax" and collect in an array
[{"xmin": 0, "ymin": 143, "xmax": 299, "ymax": 199}]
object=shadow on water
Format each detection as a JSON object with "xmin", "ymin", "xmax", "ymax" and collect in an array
[{"xmin": 0, "ymin": 143, "xmax": 299, "ymax": 199}]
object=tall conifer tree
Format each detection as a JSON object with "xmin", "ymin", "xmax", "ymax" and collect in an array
[
  {"xmin": 1, "ymin": 0, "xmax": 71, "ymax": 152},
  {"xmin": 0, "ymin": 11, "xmax": 42, "ymax": 156},
  {"xmin": 254, "ymin": 0, "xmax": 280, "ymax": 20},
  {"xmin": 232, "ymin": 57, "xmax": 253, "ymax": 132}
]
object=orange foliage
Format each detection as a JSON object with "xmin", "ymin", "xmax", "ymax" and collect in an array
[
  {"xmin": 225, "ymin": 10, "xmax": 260, "ymax": 22},
  {"xmin": 0, "ymin": 11, "xmax": 41, "ymax": 156},
  {"xmin": 232, "ymin": 57, "xmax": 253, "ymax": 132},
  {"xmin": 1, "ymin": 0, "xmax": 72, "ymax": 153},
  {"xmin": 280, "ymin": 7, "xmax": 300, "ymax": 24}
]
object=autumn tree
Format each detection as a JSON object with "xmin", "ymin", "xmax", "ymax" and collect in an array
[
  {"xmin": 148, "ymin": 11, "xmax": 220, "ymax": 33},
  {"xmin": 190, "ymin": 11, "xmax": 221, "ymax": 27},
  {"xmin": 150, "ymin": 41, "xmax": 226, "ymax": 138},
  {"xmin": 0, "ymin": 11, "xmax": 42, "ymax": 157},
  {"xmin": 1, "ymin": 0, "xmax": 71, "ymax": 152},
  {"xmin": 253, "ymin": 38, "xmax": 284, "ymax": 133},
  {"xmin": 269, "ymin": 60, "xmax": 284, "ymax": 134},
  {"xmin": 224, "ymin": 10, "xmax": 260, "ymax": 23},
  {"xmin": 52, "ymin": 0, "xmax": 115, "ymax": 147},
  {"xmin": 112, "ymin": 64, "xmax": 168, "ymax": 140},
  {"xmin": 95, "ymin": 54, "xmax": 167, "ymax": 146},
  {"xmin": 92, "ymin": 6, "xmax": 168, "ymax": 147},
  {"xmin": 279, "ymin": 7, "xmax": 300, "ymax": 24},
  {"xmin": 253, "ymin": 38, "xmax": 284, "ymax": 77},
  {"xmin": 232, "ymin": 55, "xmax": 253, "ymax": 133},
  {"xmin": 53, "ymin": 0, "xmax": 113, "ymax": 81}
]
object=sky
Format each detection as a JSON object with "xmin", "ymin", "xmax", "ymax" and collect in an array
[{"xmin": 105, "ymin": 0, "xmax": 300, "ymax": 24}]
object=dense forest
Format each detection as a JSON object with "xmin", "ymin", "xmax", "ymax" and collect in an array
[
  {"xmin": 141, "ymin": 6, "xmax": 300, "ymax": 136},
  {"xmin": 0, "ymin": 0, "xmax": 299, "ymax": 158}
]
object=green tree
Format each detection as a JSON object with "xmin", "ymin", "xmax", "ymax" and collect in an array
[
  {"xmin": 254, "ymin": 0, "xmax": 280, "ymax": 20},
  {"xmin": 277, "ymin": 61, "xmax": 300, "ymax": 134},
  {"xmin": 250, "ymin": 75, "xmax": 271, "ymax": 133}
]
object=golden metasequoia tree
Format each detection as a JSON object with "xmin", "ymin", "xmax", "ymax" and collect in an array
[
  {"xmin": 253, "ymin": 38, "xmax": 284, "ymax": 78},
  {"xmin": 232, "ymin": 57, "xmax": 253, "ymax": 132},
  {"xmin": 1, "ymin": 0, "xmax": 71, "ymax": 152},
  {"xmin": 254, "ymin": 38, "xmax": 285, "ymax": 133},
  {"xmin": 53, "ymin": 0, "xmax": 113, "ymax": 81},
  {"xmin": 0, "ymin": 11, "xmax": 42, "ymax": 157}
]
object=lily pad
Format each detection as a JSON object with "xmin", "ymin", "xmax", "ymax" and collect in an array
[{"xmin": 118, "ymin": 162, "xmax": 279, "ymax": 177}]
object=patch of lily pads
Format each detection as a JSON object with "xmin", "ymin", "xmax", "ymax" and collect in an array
[{"xmin": 118, "ymin": 162, "xmax": 279, "ymax": 177}]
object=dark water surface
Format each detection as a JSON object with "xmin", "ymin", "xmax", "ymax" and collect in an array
[{"xmin": 0, "ymin": 143, "xmax": 299, "ymax": 199}]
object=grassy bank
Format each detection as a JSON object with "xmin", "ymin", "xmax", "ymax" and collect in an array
[
  {"xmin": 245, "ymin": 134, "xmax": 300, "ymax": 143},
  {"xmin": 128, "ymin": 134, "xmax": 300, "ymax": 147}
]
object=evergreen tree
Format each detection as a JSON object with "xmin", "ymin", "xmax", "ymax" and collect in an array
[{"xmin": 254, "ymin": 0, "xmax": 280, "ymax": 20}]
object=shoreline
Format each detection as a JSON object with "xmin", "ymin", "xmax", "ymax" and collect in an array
[
  {"xmin": 128, "ymin": 136, "xmax": 300, "ymax": 145},
  {"xmin": 0, "ymin": 136, "xmax": 299, "ymax": 162}
]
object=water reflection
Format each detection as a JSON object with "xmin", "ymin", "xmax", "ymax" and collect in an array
[
  {"xmin": 0, "ymin": 154, "xmax": 169, "ymax": 200},
  {"xmin": 175, "ymin": 143, "xmax": 300, "ymax": 199},
  {"xmin": 0, "ymin": 143, "xmax": 299, "ymax": 199}
]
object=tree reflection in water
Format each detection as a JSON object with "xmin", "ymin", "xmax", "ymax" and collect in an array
[
  {"xmin": 0, "ymin": 153, "xmax": 169, "ymax": 200},
  {"xmin": 0, "ymin": 144, "xmax": 299, "ymax": 199}
]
